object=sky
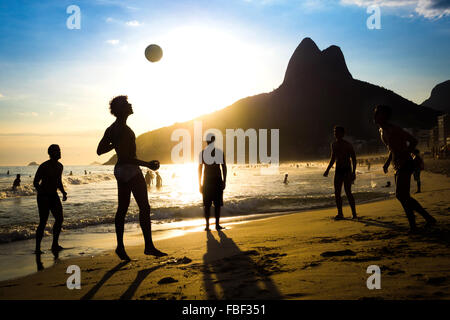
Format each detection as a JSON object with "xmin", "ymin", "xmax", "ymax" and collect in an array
[{"xmin": 0, "ymin": 0, "xmax": 449, "ymax": 165}]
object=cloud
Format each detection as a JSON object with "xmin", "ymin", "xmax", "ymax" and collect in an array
[
  {"xmin": 340, "ymin": 0, "xmax": 450, "ymax": 18},
  {"xmin": 106, "ymin": 39, "xmax": 120, "ymax": 45},
  {"xmin": 106, "ymin": 17, "xmax": 142, "ymax": 27},
  {"xmin": 125, "ymin": 20, "xmax": 142, "ymax": 27}
]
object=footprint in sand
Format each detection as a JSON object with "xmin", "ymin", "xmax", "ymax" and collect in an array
[
  {"xmin": 426, "ymin": 276, "xmax": 447, "ymax": 286},
  {"xmin": 320, "ymin": 249, "xmax": 356, "ymax": 257},
  {"xmin": 157, "ymin": 277, "xmax": 178, "ymax": 285}
]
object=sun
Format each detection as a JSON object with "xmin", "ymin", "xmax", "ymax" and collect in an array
[{"xmin": 117, "ymin": 25, "xmax": 275, "ymax": 134}]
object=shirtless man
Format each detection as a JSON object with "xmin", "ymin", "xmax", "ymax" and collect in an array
[
  {"xmin": 198, "ymin": 134, "xmax": 227, "ymax": 231},
  {"xmin": 374, "ymin": 105, "xmax": 436, "ymax": 233},
  {"xmin": 34, "ymin": 144, "xmax": 67, "ymax": 254},
  {"xmin": 324, "ymin": 126, "xmax": 357, "ymax": 220},
  {"xmin": 97, "ymin": 95, "xmax": 166, "ymax": 260}
]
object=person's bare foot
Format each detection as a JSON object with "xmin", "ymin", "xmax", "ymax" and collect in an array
[
  {"xmin": 144, "ymin": 247, "xmax": 167, "ymax": 257},
  {"xmin": 334, "ymin": 214, "xmax": 344, "ymax": 220},
  {"xmin": 51, "ymin": 245, "xmax": 64, "ymax": 253},
  {"xmin": 352, "ymin": 214, "xmax": 358, "ymax": 220},
  {"xmin": 34, "ymin": 249, "xmax": 44, "ymax": 254},
  {"xmin": 215, "ymin": 224, "xmax": 225, "ymax": 230},
  {"xmin": 115, "ymin": 247, "xmax": 131, "ymax": 261},
  {"xmin": 204, "ymin": 227, "xmax": 210, "ymax": 231}
]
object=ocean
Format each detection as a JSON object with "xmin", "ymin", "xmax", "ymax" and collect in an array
[{"xmin": 0, "ymin": 162, "xmax": 394, "ymax": 281}]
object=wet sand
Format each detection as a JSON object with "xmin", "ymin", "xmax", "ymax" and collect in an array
[{"xmin": 1, "ymin": 171, "xmax": 449, "ymax": 300}]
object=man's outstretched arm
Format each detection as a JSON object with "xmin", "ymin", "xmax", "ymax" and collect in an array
[
  {"xmin": 33, "ymin": 166, "xmax": 42, "ymax": 192},
  {"xmin": 198, "ymin": 164, "xmax": 203, "ymax": 193},
  {"xmin": 383, "ymin": 151, "xmax": 392, "ymax": 173},
  {"xmin": 324, "ymin": 144, "xmax": 335, "ymax": 177},
  {"xmin": 97, "ymin": 130, "xmax": 114, "ymax": 156},
  {"xmin": 351, "ymin": 146, "xmax": 357, "ymax": 173},
  {"xmin": 57, "ymin": 166, "xmax": 67, "ymax": 200},
  {"xmin": 221, "ymin": 153, "xmax": 227, "ymax": 189}
]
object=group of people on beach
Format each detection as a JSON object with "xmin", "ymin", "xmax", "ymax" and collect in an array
[
  {"xmin": 144, "ymin": 169, "xmax": 163, "ymax": 189},
  {"xmin": 322, "ymin": 105, "xmax": 435, "ymax": 231},
  {"xmin": 32, "ymin": 96, "xmax": 435, "ymax": 261}
]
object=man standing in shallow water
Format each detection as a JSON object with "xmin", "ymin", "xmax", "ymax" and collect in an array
[
  {"xmin": 198, "ymin": 134, "xmax": 227, "ymax": 231},
  {"xmin": 324, "ymin": 126, "xmax": 358, "ymax": 220},
  {"xmin": 34, "ymin": 144, "xmax": 67, "ymax": 254}
]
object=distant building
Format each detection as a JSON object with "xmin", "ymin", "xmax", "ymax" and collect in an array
[
  {"xmin": 429, "ymin": 126, "xmax": 439, "ymax": 153},
  {"xmin": 411, "ymin": 128, "xmax": 431, "ymax": 151},
  {"xmin": 438, "ymin": 113, "xmax": 450, "ymax": 147}
]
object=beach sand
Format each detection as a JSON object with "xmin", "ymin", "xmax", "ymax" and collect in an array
[{"xmin": 1, "ymin": 171, "xmax": 449, "ymax": 300}]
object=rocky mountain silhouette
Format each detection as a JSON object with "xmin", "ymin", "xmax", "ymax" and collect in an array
[
  {"xmin": 105, "ymin": 37, "xmax": 441, "ymax": 164},
  {"xmin": 421, "ymin": 80, "xmax": 450, "ymax": 112}
]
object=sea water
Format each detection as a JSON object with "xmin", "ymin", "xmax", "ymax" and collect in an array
[{"xmin": 0, "ymin": 162, "xmax": 394, "ymax": 280}]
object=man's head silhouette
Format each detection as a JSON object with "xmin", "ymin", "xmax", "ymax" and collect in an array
[
  {"xmin": 374, "ymin": 105, "xmax": 392, "ymax": 126},
  {"xmin": 109, "ymin": 95, "xmax": 133, "ymax": 118},
  {"xmin": 206, "ymin": 133, "xmax": 216, "ymax": 145},
  {"xmin": 48, "ymin": 144, "xmax": 61, "ymax": 160},
  {"xmin": 334, "ymin": 126, "xmax": 345, "ymax": 139}
]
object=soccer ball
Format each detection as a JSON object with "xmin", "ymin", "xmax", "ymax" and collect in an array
[{"xmin": 145, "ymin": 44, "xmax": 163, "ymax": 62}]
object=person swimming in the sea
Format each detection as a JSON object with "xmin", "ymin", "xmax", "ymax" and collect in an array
[
  {"xmin": 97, "ymin": 95, "xmax": 167, "ymax": 260},
  {"xmin": 12, "ymin": 174, "xmax": 21, "ymax": 191},
  {"xmin": 155, "ymin": 171, "xmax": 163, "ymax": 189}
]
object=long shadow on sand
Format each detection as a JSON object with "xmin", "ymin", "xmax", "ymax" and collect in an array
[
  {"xmin": 350, "ymin": 217, "xmax": 408, "ymax": 231},
  {"xmin": 81, "ymin": 261, "xmax": 130, "ymax": 300},
  {"xmin": 350, "ymin": 217, "xmax": 450, "ymax": 246},
  {"xmin": 202, "ymin": 230, "xmax": 282, "ymax": 299},
  {"xmin": 119, "ymin": 265, "xmax": 162, "ymax": 300}
]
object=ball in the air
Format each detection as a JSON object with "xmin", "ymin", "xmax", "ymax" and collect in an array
[{"xmin": 145, "ymin": 44, "xmax": 163, "ymax": 62}]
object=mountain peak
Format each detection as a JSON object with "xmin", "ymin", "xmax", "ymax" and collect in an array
[
  {"xmin": 421, "ymin": 80, "xmax": 450, "ymax": 112},
  {"xmin": 297, "ymin": 37, "xmax": 321, "ymax": 53},
  {"xmin": 282, "ymin": 37, "xmax": 352, "ymax": 87}
]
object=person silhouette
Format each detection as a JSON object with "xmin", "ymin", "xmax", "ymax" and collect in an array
[
  {"xmin": 33, "ymin": 144, "xmax": 67, "ymax": 254},
  {"xmin": 12, "ymin": 174, "xmax": 21, "ymax": 191},
  {"xmin": 412, "ymin": 149, "xmax": 424, "ymax": 193},
  {"xmin": 97, "ymin": 95, "xmax": 166, "ymax": 260},
  {"xmin": 6, "ymin": 170, "xmax": 10, "ymax": 175},
  {"xmin": 324, "ymin": 126, "xmax": 358, "ymax": 220},
  {"xmin": 283, "ymin": 173, "xmax": 288, "ymax": 184},
  {"xmin": 198, "ymin": 134, "xmax": 227, "ymax": 231},
  {"xmin": 155, "ymin": 171, "xmax": 162, "ymax": 189},
  {"xmin": 374, "ymin": 105, "xmax": 436, "ymax": 232},
  {"xmin": 144, "ymin": 170, "xmax": 153, "ymax": 187}
]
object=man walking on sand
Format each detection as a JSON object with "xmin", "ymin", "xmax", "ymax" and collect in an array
[
  {"xmin": 374, "ymin": 105, "xmax": 436, "ymax": 233},
  {"xmin": 34, "ymin": 144, "xmax": 67, "ymax": 254},
  {"xmin": 324, "ymin": 126, "xmax": 358, "ymax": 220},
  {"xmin": 198, "ymin": 134, "xmax": 227, "ymax": 231}
]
